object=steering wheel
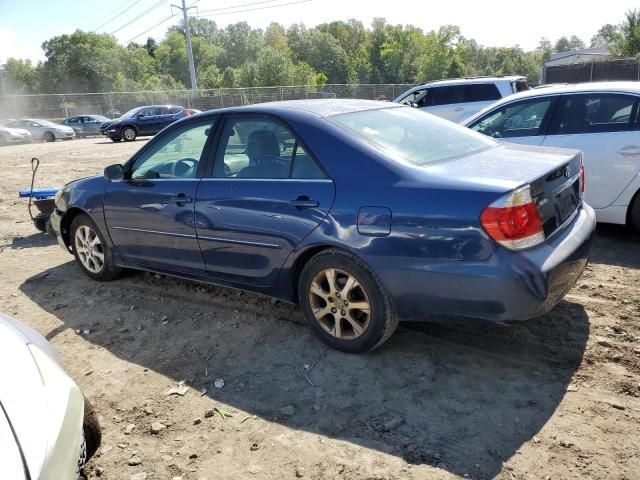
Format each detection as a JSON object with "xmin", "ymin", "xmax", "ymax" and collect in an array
[{"xmin": 171, "ymin": 157, "xmax": 198, "ymax": 177}]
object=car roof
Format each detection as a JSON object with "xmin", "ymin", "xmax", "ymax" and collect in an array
[
  {"xmin": 417, "ymin": 76, "xmax": 526, "ymax": 88},
  {"xmin": 462, "ymin": 81, "xmax": 640, "ymax": 125},
  {"xmin": 492, "ymin": 81, "xmax": 640, "ymax": 102},
  {"xmin": 205, "ymin": 99, "xmax": 400, "ymax": 118}
]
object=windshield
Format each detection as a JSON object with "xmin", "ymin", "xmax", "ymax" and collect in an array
[
  {"xmin": 35, "ymin": 119, "xmax": 56, "ymax": 126},
  {"xmin": 93, "ymin": 115, "xmax": 110, "ymax": 122},
  {"xmin": 331, "ymin": 106, "xmax": 498, "ymax": 167},
  {"xmin": 121, "ymin": 107, "xmax": 143, "ymax": 119}
]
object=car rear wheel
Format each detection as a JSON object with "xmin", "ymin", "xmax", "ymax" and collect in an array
[
  {"xmin": 43, "ymin": 131, "xmax": 55, "ymax": 142},
  {"xmin": 122, "ymin": 127, "xmax": 137, "ymax": 142},
  {"xmin": 298, "ymin": 248, "xmax": 398, "ymax": 353},
  {"xmin": 70, "ymin": 214, "xmax": 122, "ymax": 281}
]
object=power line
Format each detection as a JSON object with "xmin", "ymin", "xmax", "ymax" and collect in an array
[
  {"xmin": 197, "ymin": 0, "xmax": 311, "ymax": 18},
  {"xmin": 198, "ymin": 0, "xmax": 279, "ymax": 15},
  {"xmin": 92, "ymin": 0, "xmax": 142, "ymax": 32},
  {"xmin": 110, "ymin": 0, "xmax": 170, "ymax": 35},
  {"xmin": 126, "ymin": 14, "xmax": 176, "ymax": 43}
]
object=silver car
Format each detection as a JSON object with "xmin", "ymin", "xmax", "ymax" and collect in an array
[
  {"xmin": 0, "ymin": 313, "xmax": 101, "ymax": 479},
  {"xmin": 394, "ymin": 76, "xmax": 530, "ymax": 123},
  {"xmin": 60, "ymin": 115, "xmax": 110, "ymax": 137},
  {"xmin": 4, "ymin": 119, "xmax": 75, "ymax": 142},
  {"xmin": 0, "ymin": 126, "xmax": 32, "ymax": 145}
]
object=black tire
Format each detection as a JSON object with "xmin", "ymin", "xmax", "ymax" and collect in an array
[
  {"xmin": 110, "ymin": 136, "xmax": 122, "ymax": 142},
  {"xmin": 82, "ymin": 396, "xmax": 101, "ymax": 461},
  {"xmin": 298, "ymin": 248, "xmax": 399, "ymax": 353},
  {"xmin": 122, "ymin": 126, "xmax": 137, "ymax": 142},
  {"xmin": 43, "ymin": 131, "xmax": 55, "ymax": 142},
  {"xmin": 70, "ymin": 213, "xmax": 122, "ymax": 281},
  {"xmin": 630, "ymin": 192, "xmax": 640, "ymax": 233}
]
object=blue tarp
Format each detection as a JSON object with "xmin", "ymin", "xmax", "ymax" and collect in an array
[{"xmin": 18, "ymin": 187, "xmax": 60, "ymax": 199}]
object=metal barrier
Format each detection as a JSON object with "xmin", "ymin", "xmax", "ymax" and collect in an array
[{"xmin": 0, "ymin": 84, "xmax": 414, "ymax": 121}]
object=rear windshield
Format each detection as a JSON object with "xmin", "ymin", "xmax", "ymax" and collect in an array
[{"xmin": 331, "ymin": 106, "xmax": 497, "ymax": 166}]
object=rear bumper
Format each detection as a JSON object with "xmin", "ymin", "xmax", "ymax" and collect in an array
[{"xmin": 378, "ymin": 204, "xmax": 596, "ymax": 322}]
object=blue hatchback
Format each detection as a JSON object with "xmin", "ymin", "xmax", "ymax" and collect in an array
[{"xmin": 51, "ymin": 100, "xmax": 595, "ymax": 352}]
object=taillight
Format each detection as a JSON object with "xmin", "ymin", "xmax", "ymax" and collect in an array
[
  {"xmin": 579, "ymin": 156, "xmax": 585, "ymax": 194},
  {"xmin": 480, "ymin": 185, "xmax": 545, "ymax": 251}
]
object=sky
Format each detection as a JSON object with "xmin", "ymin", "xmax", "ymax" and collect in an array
[{"xmin": 0, "ymin": 0, "xmax": 636, "ymax": 64}]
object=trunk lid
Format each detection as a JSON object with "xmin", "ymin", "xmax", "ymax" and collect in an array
[{"xmin": 424, "ymin": 142, "xmax": 583, "ymax": 239}]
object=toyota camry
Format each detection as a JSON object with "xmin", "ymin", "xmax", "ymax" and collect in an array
[{"xmin": 50, "ymin": 100, "xmax": 595, "ymax": 353}]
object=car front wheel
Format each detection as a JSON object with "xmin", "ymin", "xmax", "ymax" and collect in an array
[
  {"xmin": 122, "ymin": 127, "xmax": 137, "ymax": 142},
  {"xmin": 43, "ymin": 131, "xmax": 55, "ymax": 142},
  {"xmin": 298, "ymin": 248, "xmax": 398, "ymax": 353},
  {"xmin": 70, "ymin": 214, "xmax": 121, "ymax": 281}
]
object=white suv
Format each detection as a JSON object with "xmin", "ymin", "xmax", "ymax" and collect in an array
[{"xmin": 394, "ymin": 76, "xmax": 530, "ymax": 123}]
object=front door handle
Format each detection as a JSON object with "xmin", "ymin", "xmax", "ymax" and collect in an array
[
  {"xmin": 170, "ymin": 194, "xmax": 193, "ymax": 204},
  {"xmin": 289, "ymin": 196, "xmax": 319, "ymax": 208},
  {"xmin": 617, "ymin": 145, "xmax": 640, "ymax": 157}
]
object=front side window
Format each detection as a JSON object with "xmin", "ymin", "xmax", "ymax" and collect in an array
[
  {"xmin": 428, "ymin": 86, "xmax": 465, "ymax": 106},
  {"xmin": 214, "ymin": 117, "xmax": 326, "ymax": 179},
  {"xmin": 399, "ymin": 89, "xmax": 427, "ymax": 107},
  {"xmin": 470, "ymin": 98, "xmax": 554, "ymax": 138},
  {"xmin": 549, "ymin": 94, "xmax": 639, "ymax": 135},
  {"xmin": 67, "ymin": 117, "xmax": 80, "ymax": 124},
  {"xmin": 138, "ymin": 107, "xmax": 157, "ymax": 118},
  {"xmin": 332, "ymin": 106, "xmax": 497, "ymax": 167},
  {"xmin": 130, "ymin": 122, "xmax": 214, "ymax": 180}
]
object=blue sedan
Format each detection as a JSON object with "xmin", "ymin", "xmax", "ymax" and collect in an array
[{"xmin": 50, "ymin": 100, "xmax": 596, "ymax": 352}]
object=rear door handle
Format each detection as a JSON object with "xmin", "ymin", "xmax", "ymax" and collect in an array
[
  {"xmin": 617, "ymin": 145, "xmax": 640, "ymax": 156},
  {"xmin": 170, "ymin": 194, "xmax": 193, "ymax": 204},
  {"xmin": 289, "ymin": 196, "xmax": 319, "ymax": 208}
]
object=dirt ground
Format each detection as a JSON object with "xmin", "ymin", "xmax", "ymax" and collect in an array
[{"xmin": 1, "ymin": 138, "xmax": 640, "ymax": 480}]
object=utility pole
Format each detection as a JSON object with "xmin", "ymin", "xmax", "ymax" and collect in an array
[{"xmin": 172, "ymin": 1, "xmax": 198, "ymax": 96}]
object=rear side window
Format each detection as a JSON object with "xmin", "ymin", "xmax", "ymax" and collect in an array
[
  {"xmin": 428, "ymin": 86, "xmax": 464, "ymax": 106},
  {"xmin": 157, "ymin": 106, "xmax": 172, "ymax": 115},
  {"xmin": 463, "ymin": 83, "xmax": 502, "ymax": 102},
  {"xmin": 470, "ymin": 98, "xmax": 555, "ymax": 139},
  {"xmin": 171, "ymin": 107, "xmax": 183, "ymax": 114},
  {"xmin": 549, "ymin": 94, "xmax": 639, "ymax": 135},
  {"xmin": 213, "ymin": 117, "xmax": 326, "ymax": 179}
]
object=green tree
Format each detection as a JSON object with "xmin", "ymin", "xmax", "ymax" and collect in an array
[
  {"xmin": 590, "ymin": 24, "xmax": 622, "ymax": 48},
  {"xmin": 265, "ymin": 23, "xmax": 289, "ymax": 52},
  {"xmin": 2, "ymin": 58, "xmax": 40, "ymax": 94},
  {"xmin": 255, "ymin": 46, "xmax": 294, "ymax": 86},
  {"xmin": 612, "ymin": 9, "xmax": 640, "ymax": 55}
]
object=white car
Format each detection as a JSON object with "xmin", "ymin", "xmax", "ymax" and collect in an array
[
  {"xmin": 0, "ymin": 125, "xmax": 32, "ymax": 145},
  {"xmin": 393, "ymin": 76, "xmax": 530, "ymax": 123},
  {"xmin": 0, "ymin": 313, "xmax": 100, "ymax": 479},
  {"xmin": 463, "ymin": 82, "xmax": 640, "ymax": 232},
  {"xmin": 4, "ymin": 119, "xmax": 75, "ymax": 142}
]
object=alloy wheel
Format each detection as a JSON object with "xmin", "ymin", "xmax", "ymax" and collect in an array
[
  {"xmin": 74, "ymin": 225, "xmax": 104, "ymax": 273},
  {"xmin": 308, "ymin": 268, "xmax": 371, "ymax": 340},
  {"xmin": 123, "ymin": 128, "xmax": 135, "ymax": 141}
]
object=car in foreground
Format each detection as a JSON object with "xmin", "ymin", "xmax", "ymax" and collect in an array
[
  {"xmin": 394, "ymin": 76, "xmax": 530, "ymax": 123},
  {"xmin": 463, "ymin": 81, "xmax": 640, "ymax": 231},
  {"xmin": 60, "ymin": 115, "xmax": 110, "ymax": 137},
  {"xmin": 0, "ymin": 313, "xmax": 101, "ymax": 479},
  {"xmin": 4, "ymin": 119, "xmax": 75, "ymax": 142},
  {"xmin": 100, "ymin": 105, "xmax": 189, "ymax": 142},
  {"xmin": 0, "ymin": 125, "xmax": 32, "ymax": 145},
  {"xmin": 50, "ymin": 100, "xmax": 595, "ymax": 352}
]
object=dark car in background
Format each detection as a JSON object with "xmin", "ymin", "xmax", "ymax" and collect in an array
[
  {"xmin": 60, "ymin": 115, "xmax": 110, "ymax": 137},
  {"xmin": 100, "ymin": 105, "xmax": 189, "ymax": 142},
  {"xmin": 51, "ymin": 100, "xmax": 595, "ymax": 353}
]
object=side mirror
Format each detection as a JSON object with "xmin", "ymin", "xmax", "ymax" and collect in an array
[{"xmin": 104, "ymin": 164, "xmax": 125, "ymax": 181}]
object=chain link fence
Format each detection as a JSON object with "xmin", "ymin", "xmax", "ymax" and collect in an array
[{"xmin": 0, "ymin": 84, "xmax": 414, "ymax": 121}]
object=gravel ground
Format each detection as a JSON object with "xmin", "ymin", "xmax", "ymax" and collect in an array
[{"xmin": 1, "ymin": 138, "xmax": 639, "ymax": 480}]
